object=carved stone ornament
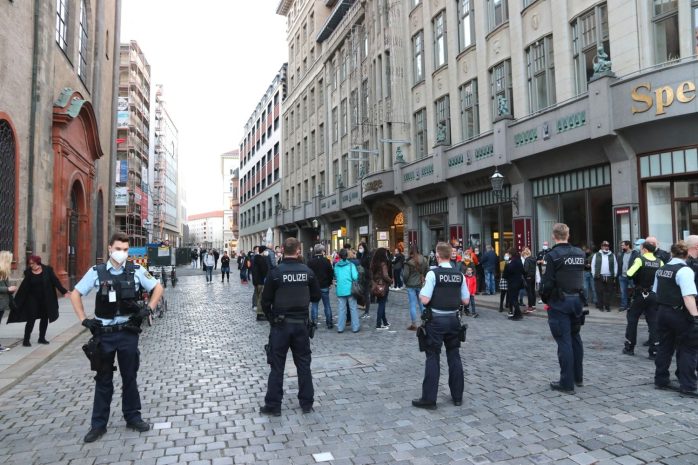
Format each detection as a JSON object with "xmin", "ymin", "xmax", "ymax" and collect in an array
[
  {"xmin": 531, "ymin": 14, "xmax": 539, "ymax": 30},
  {"xmin": 493, "ymin": 39, "xmax": 501, "ymax": 55},
  {"xmin": 415, "ymin": 91, "xmax": 421, "ymax": 104}
]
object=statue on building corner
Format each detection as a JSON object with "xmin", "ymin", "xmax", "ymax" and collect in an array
[
  {"xmin": 497, "ymin": 95, "xmax": 509, "ymax": 117},
  {"xmin": 436, "ymin": 122, "xmax": 448, "ymax": 144},
  {"xmin": 395, "ymin": 146, "xmax": 405, "ymax": 164},
  {"xmin": 591, "ymin": 44, "xmax": 614, "ymax": 79}
]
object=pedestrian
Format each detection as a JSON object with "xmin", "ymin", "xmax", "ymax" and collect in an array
[
  {"xmin": 191, "ymin": 249, "xmax": 199, "ymax": 269},
  {"xmin": 356, "ymin": 242, "xmax": 372, "ymax": 319},
  {"xmin": 259, "ymin": 237, "xmax": 321, "ymax": 416},
  {"xmin": 403, "ymin": 245, "xmax": 428, "ymax": 330},
  {"xmin": 582, "ymin": 246, "xmax": 597, "ymax": 306},
  {"xmin": 591, "ymin": 241, "xmax": 617, "ymax": 311},
  {"xmin": 623, "ymin": 239, "xmax": 662, "ymax": 358},
  {"xmin": 237, "ymin": 253, "xmax": 248, "ymax": 283},
  {"xmin": 69, "ymin": 231, "xmax": 164, "ymax": 442},
  {"xmin": 308, "ymin": 244, "xmax": 334, "ymax": 329},
  {"xmin": 536, "ymin": 241, "xmax": 551, "ymax": 304},
  {"xmin": 391, "ymin": 246, "xmax": 405, "ymax": 290},
  {"xmin": 498, "ymin": 254, "xmax": 509, "ymax": 313},
  {"xmin": 474, "ymin": 247, "xmax": 485, "ymax": 293},
  {"xmin": 617, "ymin": 240, "xmax": 638, "ymax": 312},
  {"xmin": 653, "ymin": 238, "xmax": 698, "ymax": 397},
  {"xmin": 370, "ymin": 248, "xmax": 393, "ymax": 330},
  {"xmin": 412, "ymin": 242, "xmax": 469, "ymax": 410},
  {"xmin": 464, "ymin": 266, "xmax": 478, "ymax": 317},
  {"xmin": 480, "ymin": 245, "xmax": 498, "ymax": 295},
  {"xmin": 220, "ymin": 251, "xmax": 231, "ymax": 283},
  {"xmin": 503, "ymin": 248, "xmax": 525, "ymax": 321},
  {"xmin": 9, "ymin": 255, "xmax": 69, "ymax": 346},
  {"xmin": 0, "ymin": 251, "xmax": 17, "ymax": 353},
  {"xmin": 213, "ymin": 249, "xmax": 220, "ymax": 270},
  {"xmin": 199, "ymin": 248, "xmax": 205, "ymax": 268},
  {"xmin": 648, "ymin": 236, "xmax": 672, "ymax": 264},
  {"xmin": 428, "ymin": 250, "xmax": 438, "ymax": 269},
  {"xmin": 253, "ymin": 246, "xmax": 270, "ymax": 321},
  {"xmin": 521, "ymin": 247, "xmax": 537, "ymax": 313},
  {"xmin": 203, "ymin": 249, "xmax": 215, "ymax": 283},
  {"xmin": 540, "ymin": 223, "xmax": 586, "ymax": 394},
  {"xmin": 334, "ymin": 248, "xmax": 360, "ymax": 333}
]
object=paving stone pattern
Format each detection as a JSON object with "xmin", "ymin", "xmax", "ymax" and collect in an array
[{"xmin": 1, "ymin": 275, "xmax": 697, "ymax": 465}]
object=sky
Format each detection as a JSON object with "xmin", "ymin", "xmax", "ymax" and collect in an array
[{"xmin": 121, "ymin": 0, "xmax": 288, "ymax": 216}]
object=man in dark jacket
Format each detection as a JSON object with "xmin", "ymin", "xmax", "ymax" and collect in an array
[
  {"xmin": 307, "ymin": 244, "xmax": 335, "ymax": 328},
  {"xmin": 213, "ymin": 249, "xmax": 220, "ymax": 270},
  {"xmin": 480, "ymin": 245, "xmax": 498, "ymax": 295},
  {"xmin": 253, "ymin": 246, "xmax": 270, "ymax": 320}
]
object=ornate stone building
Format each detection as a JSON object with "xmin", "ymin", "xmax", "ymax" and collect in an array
[{"xmin": 0, "ymin": 0, "xmax": 121, "ymax": 286}]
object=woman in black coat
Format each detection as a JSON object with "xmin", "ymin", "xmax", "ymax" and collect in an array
[
  {"xmin": 503, "ymin": 248, "xmax": 525, "ymax": 321},
  {"xmin": 356, "ymin": 242, "xmax": 372, "ymax": 318},
  {"xmin": 9, "ymin": 256, "xmax": 69, "ymax": 346}
]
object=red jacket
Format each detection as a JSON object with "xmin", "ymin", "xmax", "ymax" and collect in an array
[{"xmin": 465, "ymin": 274, "xmax": 477, "ymax": 296}]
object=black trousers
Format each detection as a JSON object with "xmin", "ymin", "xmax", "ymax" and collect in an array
[
  {"xmin": 624, "ymin": 291, "xmax": 658, "ymax": 354},
  {"xmin": 595, "ymin": 277, "xmax": 614, "ymax": 308},
  {"xmin": 655, "ymin": 306, "xmax": 698, "ymax": 391},
  {"xmin": 548, "ymin": 296, "xmax": 584, "ymax": 390},
  {"xmin": 24, "ymin": 317, "xmax": 49, "ymax": 342},
  {"xmin": 421, "ymin": 314, "xmax": 463, "ymax": 403},
  {"xmin": 265, "ymin": 322, "xmax": 314, "ymax": 409},
  {"xmin": 91, "ymin": 331, "xmax": 142, "ymax": 429},
  {"xmin": 525, "ymin": 278, "xmax": 536, "ymax": 307},
  {"xmin": 509, "ymin": 284, "xmax": 523, "ymax": 317}
]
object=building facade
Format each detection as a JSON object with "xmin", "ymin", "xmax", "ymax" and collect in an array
[
  {"xmin": 187, "ymin": 211, "xmax": 225, "ymax": 250},
  {"xmin": 152, "ymin": 84, "xmax": 181, "ymax": 245},
  {"xmin": 276, "ymin": 0, "xmax": 698, "ymax": 257},
  {"xmin": 238, "ymin": 64, "xmax": 287, "ymax": 253},
  {"xmin": 115, "ymin": 41, "xmax": 150, "ymax": 246},
  {"xmin": 0, "ymin": 0, "xmax": 120, "ymax": 286},
  {"xmin": 221, "ymin": 150, "xmax": 240, "ymax": 252}
]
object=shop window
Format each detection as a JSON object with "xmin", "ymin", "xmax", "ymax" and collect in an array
[
  {"xmin": 457, "ymin": 0, "xmax": 475, "ymax": 52},
  {"xmin": 414, "ymin": 108, "xmax": 427, "ymax": 159},
  {"xmin": 645, "ymin": 182, "xmax": 673, "ymax": 247},
  {"xmin": 435, "ymin": 94, "xmax": 451, "ymax": 145},
  {"xmin": 490, "ymin": 60, "xmax": 513, "ymax": 120},
  {"xmin": 526, "ymin": 35, "xmax": 556, "ymax": 113},
  {"xmin": 639, "ymin": 148, "xmax": 698, "ymax": 178},
  {"xmin": 571, "ymin": 3, "xmax": 609, "ymax": 94},
  {"xmin": 486, "ymin": 0, "xmax": 508, "ymax": 31},
  {"xmin": 459, "ymin": 79, "xmax": 479, "ymax": 141},
  {"xmin": 433, "ymin": 11, "xmax": 447, "ymax": 69},
  {"xmin": 652, "ymin": 0, "xmax": 679, "ymax": 63},
  {"xmin": 413, "ymin": 30, "xmax": 425, "ymax": 83},
  {"xmin": 561, "ymin": 190, "xmax": 588, "ymax": 247}
]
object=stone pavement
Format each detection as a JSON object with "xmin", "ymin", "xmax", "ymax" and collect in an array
[{"xmin": 0, "ymin": 274, "xmax": 697, "ymax": 465}]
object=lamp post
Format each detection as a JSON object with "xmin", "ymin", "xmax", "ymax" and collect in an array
[{"xmin": 490, "ymin": 167, "xmax": 519, "ymax": 214}]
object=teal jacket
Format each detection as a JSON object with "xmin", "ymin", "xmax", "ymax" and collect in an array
[{"xmin": 334, "ymin": 259, "xmax": 358, "ymax": 297}]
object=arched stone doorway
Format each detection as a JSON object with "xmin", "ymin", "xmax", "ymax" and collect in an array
[
  {"xmin": 51, "ymin": 88, "xmax": 104, "ymax": 287},
  {"xmin": 372, "ymin": 203, "xmax": 405, "ymax": 251}
]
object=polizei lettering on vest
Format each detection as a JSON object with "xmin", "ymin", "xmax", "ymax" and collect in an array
[
  {"xmin": 564, "ymin": 257, "xmax": 585, "ymax": 266},
  {"xmin": 282, "ymin": 273, "xmax": 308, "ymax": 283},
  {"xmin": 438, "ymin": 274, "xmax": 462, "ymax": 283},
  {"xmin": 656, "ymin": 270, "xmax": 675, "ymax": 279}
]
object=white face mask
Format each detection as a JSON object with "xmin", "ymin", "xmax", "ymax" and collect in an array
[
  {"xmin": 358, "ymin": 248, "xmax": 364, "ymax": 253},
  {"xmin": 542, "ymin": 245, "xmax": 548, "ymax": 250},
  {"xmin": 504, "ymin": 254, "xmax": 510, "ymax": 261},
  {"xmin": 110, "ymin": 250, "xmax": 128, "ymax": 265}
]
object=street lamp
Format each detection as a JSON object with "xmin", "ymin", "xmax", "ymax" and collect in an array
[{"xmin": 490, "ymin": 167, "xmax": 519, "ymax": 214}]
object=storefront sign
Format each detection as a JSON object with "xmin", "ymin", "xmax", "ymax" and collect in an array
[
  {"xmin": 359, "ymin": 226, "xmax": 368, "ymax": 235},
  {"xmin": 615, "ymin": 207, "xmax": 630, "ymax": 215},
  {"xmin": 363, "ymin": 179, "xmax": 383, "ymax": 193},
  {"xmin": 513, "ymin": 218, "xmax": 532, "ymax": 251},
  {"xmin": 631, "ymin": 81, "xmax": 696, "ymax": 115}
]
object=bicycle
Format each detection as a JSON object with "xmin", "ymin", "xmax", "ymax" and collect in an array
[{"xmin": 140, "ymin": 290, "xmax": 167, "ymax": 326}]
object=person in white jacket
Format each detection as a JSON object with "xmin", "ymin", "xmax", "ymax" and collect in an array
[
  {"xmin": 204, "ymin": 250, "xmax": 215, "ymax": 283},
  {"xmin": 591, "ymin": 241, "xmax": 618, "ymax": 311}
]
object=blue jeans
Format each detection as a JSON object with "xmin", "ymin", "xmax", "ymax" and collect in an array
[
  {"xmin": 618, "ymin": 275, "xmax": 631, "ymax": 309},
  {"xmin": 467, "ymin": 295, "xmax": 477, "ymax": 315},
  {"xmin": 547, "ymin": 296, "xmax": 584, "ymax": 390},
  {"xmin": 583, "ymin": 271, "xmax": 596, "ymax": 304},
  {"xmin": 337, "ymin": 296, "xmax": 359, "ymax": 332},
  {"xmin": 311, "ymin": 288, "xmax": 333, "ymax": 326},
  {"xmin": 205, "ymin": 266, "xmax": 212, "ymax": 282},
  {"xmin": 484, "ymin": 270, "xmax": 495, "ymax": 294},
  {"xmin": 407, "ymin": 287, "xmax": 424, "ymax": 323},
  {"xmin": 376, "ymin": 289, "xmax": 390, "ymax": 327},
  {"xmin": 394, "ymin": 269, "xmax": 403, "ymax": 288}
]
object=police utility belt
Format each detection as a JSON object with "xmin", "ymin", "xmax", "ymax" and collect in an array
[{"xmin": 431, "ymin": 309, "xmax": 459, "ymax": 316}]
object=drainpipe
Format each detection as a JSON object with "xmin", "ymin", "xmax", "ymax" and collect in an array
[
  {"xmin": 25, "ymin": 0, "xmax": 42, "ymax": 266},
  {"xmin": 108, "ymin": 0, "xmax": 122, "ymax": 236}
]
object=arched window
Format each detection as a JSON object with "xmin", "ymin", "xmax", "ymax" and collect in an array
[
  {"xmin": 78, "ymin": 0, "xmax": 89, "ymax": 80},
  {"xmin": 0, "ymin": 120, "xmax": 16, "ymax": 253},
  {"xmin": 55, "ymin": 0, "xmax": 69, "ymax": 51}
]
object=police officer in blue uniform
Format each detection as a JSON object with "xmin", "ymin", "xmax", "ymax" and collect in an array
[
  {"xmin": 412, "ymin": 242, "xmax": 470, "ymax": 410},
  {"xmin": 653, "ymin": 240, "xmax": 698, "ymax": 397},
  {"xmin": 260, "ymin": 237, "xmax": 321, "ymax": 416},
  {"xmin": 540, "ymin": 223, "xmax": 586, "ymax": 394},
  {"xmin": 69, "ymin": 232, "xmax": 163, "ymax": 442}
]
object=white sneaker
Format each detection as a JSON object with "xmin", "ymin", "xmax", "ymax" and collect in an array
[{"xmin": 0, "ymin": 346, "xmax": 10, "ymax": 352}]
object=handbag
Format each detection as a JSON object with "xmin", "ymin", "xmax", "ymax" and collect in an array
[
  {"xmin": 371, "ymin": 279, "xmax": 387, "ymax": 298},
  {"xmin": 351, "ymin": 280, "xmax": 364, "ymax": 300}
]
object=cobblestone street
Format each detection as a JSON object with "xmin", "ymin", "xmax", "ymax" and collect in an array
[{"xmin": 1, "ymin": 273, "xmax": 698, "ymax": 465}]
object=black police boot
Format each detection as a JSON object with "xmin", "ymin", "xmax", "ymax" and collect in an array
[
  {"xmin": 126, "ymin": 419, "xmax": 151, "ymax": 432},
  {"xmin": 83, "ymin": 427, "xmax": 107, "ymax": 443},
  {"xmin": 301, "ymin": 405, "xmax": 314, "ymax": 414},
  {"xmin": 411, "ymin": 398, "xmax": 437, "ymax": 410},
  {"xmin": 550, "ymin": 382, "xmax": 575, "ymax": 394},
  {"xmin": 452, "ymin": 399, "xmax": 462, "ymax": 406},
  {"xmin": 679, "ymin": 389, "xmax": 698, "ymax": 398},
  {"xmin": 622, "ymin": 345, "xmax": 634, "ymax": 356},
  {"xmin": 655, "ymin": 382, "xmax": 679, "ymax": 392},
  {"xmin": 260, "ymin": 405, "xmax": 281, "ymax": 416}
]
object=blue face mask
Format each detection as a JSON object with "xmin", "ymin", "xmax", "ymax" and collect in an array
[{"xmin": 634, "ymin": 244, "xmax": 642, "ymax": 251}]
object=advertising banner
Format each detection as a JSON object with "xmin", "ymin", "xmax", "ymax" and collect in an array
[
  {"xmin": 114, "ymin": 187, "xmax": 128, "ymax": 206},
  {"xmin": 117, "ymin": 98, "xmax": 129, "ymax": 129}
]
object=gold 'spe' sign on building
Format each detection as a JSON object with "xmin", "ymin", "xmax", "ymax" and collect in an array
[{"xmin": 631, "ymin": 81, "xmax": 696, "ymax": 115}]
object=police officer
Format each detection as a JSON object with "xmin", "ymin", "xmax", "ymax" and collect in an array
[
  {"xmin": 259, "ymin": 237, "xmax": 321, "ymax": 416},
  {"xmin": 69, "ymin": 232, "xmax": 163, "ymax": 442},
  {"xmin": 412, "ymin": 242, "xmax": 470, "ymax": 410},
  {"xmin": 653, "ymin": 239, "xmax": 698, "ymax": 397},
  {"xmin": 623, "ymin": 239, "xmax": 662, "ymax": 358},
  {"xmin": 540, "ymin": 223, "xmax": 586, "ymax": 394}
]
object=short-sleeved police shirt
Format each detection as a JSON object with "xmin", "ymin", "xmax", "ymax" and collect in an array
[
  {"xmin": 419, "ymin": 262, "xmax": 470, "ymax": 306},
  {"xmin": 74, "ymin": 260, "xmax": 159, "ymax": 325},
  {"xmin": 652, "ymin": 258, "xmax": 697, "ymax": 297}
]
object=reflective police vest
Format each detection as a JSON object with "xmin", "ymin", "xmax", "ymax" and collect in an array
[
  {"xmin": 551, "ymin": 244, "xmax": 585, "ymax": 293},
  {"xmin": 634, "ymin": 256, "xmax": 661, "ymax": 290},
  {"xmin": 94, "ymin": 263, "xmax": 140, "ymax": 319},
  {"xmin": 272, "ymin": 261, "xmax": 312, "ymax": 317},
  {"xmin": 655, "ymin": 263, "xmax": 686, "ymax": 308},
  {"xmin": 429, "ymin": 267, "xmax": 463, "ymax": 311}
]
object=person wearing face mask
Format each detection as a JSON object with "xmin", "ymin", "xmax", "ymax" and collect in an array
[
  {"xmin": 9, "ymin": 255, "xmax": 69, "ymax": 347},
  {"xmin": 591, "ymin": 241, "xmax": 618, "ymax": 311},
  {"xmin": 69, "ymin": 231, "xmax": 163, "ymax": 443}
]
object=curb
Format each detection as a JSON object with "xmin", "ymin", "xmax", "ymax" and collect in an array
[{"xmin": 0, "ymin": 322, "xmax": 86, "ymax": 396}]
